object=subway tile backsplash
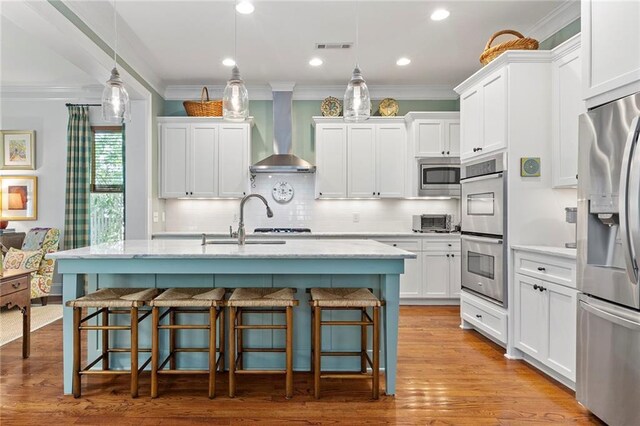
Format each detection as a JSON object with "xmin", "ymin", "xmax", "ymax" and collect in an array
[{"xmin": 165, "ymin": 174, "xmax": 459, "ymax": 232}]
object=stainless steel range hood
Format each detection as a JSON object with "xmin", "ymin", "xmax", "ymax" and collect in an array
[{"xmin": 250, "ymin": 90, "xmax": 316, "ymax": 173}]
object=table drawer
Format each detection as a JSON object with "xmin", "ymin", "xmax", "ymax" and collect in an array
[
  {"xmin": 461, "ymin": 290, "xmax": 507, "ymax": 345},
  {"xmin": 515, "ymin": 251, "xmax": 576, "ymax": 288},
  {"xmin": 0, "ymin": 276, "xmax": 29, "ymax": 297},
  {"xmin": 375, "ymin": 239, "xmax": 421, "ymax": 252}
]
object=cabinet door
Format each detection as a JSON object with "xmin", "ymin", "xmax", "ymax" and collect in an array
[
  {"xmin": 445, "ymin": 120, "xmax": 460, "ymax": 157},
  {"xmin": 448, "ymin": 252, "xmax": 461, "ymax": 297},
  {"xmin": 190, "ymin": 124, "xmax": 218, "ymax": 197},
  {"xmin": 582, "ymin": 0, "xmax": 640, "ymax": 107},
  {"xmin": 160, "ymin": 124, "xmax": 189, "ymax": 198},
  {"xmin": 552, "ymin": 45, "xmax": 583, "ymax": 188},
  {"xmin": 316, "ymin": 124, "xmax": 347, "ymax": 198},
  {"xmin": 514, "ymin": 274, "xmax": 546, "ymax": 360},
  {"xmin": 400, "ymin": 253, "xmax": 422, "ymax": 299},
  {"xmin": 545, "ymin": 281, "xmax": 577, "ymax": 381},
  {"xmin": 347, "ymin": 125, "xmax": 377, "ymax": 198},
  {"xmin": 376, "ymin": 123, "xmax": 406, "ymax": 198},
  {"xmin": 218, "ymin": 124, "xmax": 249, "ymax": 198},
  {"xmin": 415, "ymin": 120, "xmax": 445, "ymax": 157},
  {"xmin": 482, "ymin": 68, "xmax": 508, "ymax": 155},
  {"xmin": 422, "ymin": 252, "xmax": 449, "ymax": 298},
  {"xmin": 460, "ymin": 88, "xmax": 482, "ymax": 160}
]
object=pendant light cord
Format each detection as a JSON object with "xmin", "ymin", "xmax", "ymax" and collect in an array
[
  {"xmin": 234, "ymin": 1, "xmax": 238, "ymax": 65},
  {"xmin": 113, "ymin": 0, "xmax": 117, "ymax": 69},
  {"xmin": 355, "ymin": 0, "xmax": 359, "ymax": 66}
]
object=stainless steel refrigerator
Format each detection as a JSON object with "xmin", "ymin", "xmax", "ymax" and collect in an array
[{"xmin": 577, "ymin": 92, "xmax": 640, "ymax": 426}]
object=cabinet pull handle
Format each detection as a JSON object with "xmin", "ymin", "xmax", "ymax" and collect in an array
[
  {"xmin": 537, "ymin": 267, "xmax": 546, "ymax": 272},
  {"xmin": 451, "ymin": 254, "xmax": 455, "ymax": 258},
  {"xmin": 540, "ymin": 286, "xmax": 546, "ymax": 292},
  {"xmin": 477, "ymin": 147, "xmax": 483, "ymax": 151},
  {"xmin": 475, "ymin": 314, "xmax": 482, "ymax": 319},
  {"xmin": 377, "ymin": 192, "xmax": 380, "ymax": 196},
  {"xmin": 319, "ymin": 192, "xmax": 323, "ymax": 196},
  {"xmin": 473, "ymin": 148, "xmax": 477, "ymax": 152},
  {"xmin": 12, "ymin": 282, "xmax": 21, "ymax": 289},
  {"xmin": 448, "ymin": 243, "xmax": 452, "ymax": 247},
  {"xmin": 373, "ymin": 191, "xmax": 376, "ymax": 196},
  {"xmin": 533, "ymin": 284, "xmax": 539, "ymax": 290},
  {"xmin": 392, "ymin": 244, "xmax": 397, "ymax": 247},
  {"xmin": 447, "ymin": 151, "xmax": 450, "ymax": 155},
  {"xmin": 446, "ymin": 254, "xmax": 450, "ymax": 257},
  {"xmin": 441, "ymin": 151, "xmax": 445, "ymax": 155}
]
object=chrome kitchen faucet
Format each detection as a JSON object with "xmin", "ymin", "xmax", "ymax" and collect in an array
[{"xmin": 232, "ymin": 194, "xmax": 274, "ymax": 245}]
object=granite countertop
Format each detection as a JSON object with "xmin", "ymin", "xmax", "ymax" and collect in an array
[
  {"xmin": 48, "ymin": 239, "xmax": 417, "ymax": 260},
  {"xmin": 511, "ymin": 244, "xmax": 577, "ymax": 260},
  {"xmin": 152, "ymin": 231, "xmax": 461, "ymax": 239}
]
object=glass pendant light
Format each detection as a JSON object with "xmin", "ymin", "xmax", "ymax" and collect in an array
[
  {"xmin": 344, "ymin": 1, "xmax": 370, "ymax": 122},
  {"xmin": 223, "ymin": 2, "xmax": 249, "ymax": 121},
  {"xmin": 102, "ymin": 0, "xmax": 130, "ymax": 123}
]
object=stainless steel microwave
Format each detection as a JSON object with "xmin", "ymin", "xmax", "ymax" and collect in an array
[{"xmin": 418, "ymin": 158, "xmax": 461, "ymax": 197}]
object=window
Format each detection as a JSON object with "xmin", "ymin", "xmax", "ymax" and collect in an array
[{"xmin": 90, "ymin": 126, "xmax": 125, "ymax": 245}]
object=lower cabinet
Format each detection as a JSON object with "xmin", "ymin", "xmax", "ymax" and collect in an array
[
  {"xmin": 423, "ymin": 252, "xmax": 460, "ymax": 298},
  {"xmin": 400, "ymin": 253, "xmax": 422, "ymax": 298},
  {"xmin": 513, "ymin": 272, "xmax": 577, "ymax": 382}
]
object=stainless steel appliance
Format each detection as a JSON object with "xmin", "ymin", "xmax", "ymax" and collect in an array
[
  {"xmin": 460, "ymin": 152, "xmax": 507, "ymax": 306},
  {"xmin": 412, "ymin": 214, "xmax": 452, "ymax": 233},
  {"xmin": 577, "ymin": 92, "xmax": 640, "ymax": 426},
  {"xmin": 418, "ymin": 158, "xmax": 460, "ymax": 197}
]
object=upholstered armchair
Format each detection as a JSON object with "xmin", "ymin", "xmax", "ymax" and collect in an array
[{"xmin": 21, "ymin": 228, "xmax": 61, "ymax": 303}]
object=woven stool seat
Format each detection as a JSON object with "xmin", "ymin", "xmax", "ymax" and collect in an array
[
  {"xmin": 227, "ymin": 287, "xmax": 298, "ymax": 307},
  {"xmin": 66, "ymin": 288, "xmax": 160, "ymax": 308},
  {"xmin": 150, "ymin": 287, "xmax": 226, "ymax": 307},
  {"xmin": 310, "ymin": 288, "xmax": 381, "ymax": 307}
]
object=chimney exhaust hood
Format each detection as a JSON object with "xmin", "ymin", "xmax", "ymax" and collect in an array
[{"xmin": 250, "ymin": 89, "xmax": 316, "ymax": 173}]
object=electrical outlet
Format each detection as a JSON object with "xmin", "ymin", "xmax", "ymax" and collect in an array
[
  {"xmin": 153, "ymin": 212, "xmax": 159, "ymax": 223},
  {"xmin": 353, "ymin": 212, "xmax": 360, "ymax": 223}
]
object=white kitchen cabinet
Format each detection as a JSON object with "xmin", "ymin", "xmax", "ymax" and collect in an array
[
  {"xmin": 423, "ymin": 253, "xmax": 450, "ymax": 297},
  {"xmin": 158, "ymin": 118, "xmax": 251, "ymax": 199},
  {"xmin": 347, "ymin": 125, "xmax": 377, "ymax": 198},
  {"xmin": 582, "ymin": 0, "xmax": 640, "ymax": 108},
  {"xmin": 514, "ymin": 273, "xmax": 546, "ymax": 359},
  {"xmin": 460, "ymin": 87, "xmax": 482, "ymax": 160},
  {"xmin": 449, "ymin": 252, "xmax": 461, "ymax": 297},
  {"xmin": 415, "ymin": 120, "xmax": 443, "ymax": 157},
  {"xmin": 407, "ymin": 114, "xmax": 461, "ymax": 158},
  {"xmin": 376, "ymin": 123, "xmax": 406, "ymax": 197},
  {"xmin": 315, "ymin": 123, "xmax": 347, "ymax": 199},
  {"xmin": 552, "ymin": 35, "xmax": 583, "ymax": 188},
  {"xmin": 400, "ymin": 252, "xmax": 422, "ymax": 299},
  {"xmin": 446, "ymin": 120, "xmax": 461, "ymax": 157}
]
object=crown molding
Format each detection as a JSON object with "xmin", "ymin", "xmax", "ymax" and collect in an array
[
  {"xmin": 164, "ymin": 84, "xmax": 458, "ymax": 101},
  {"xmin": 527, "ymin": 0, "xmax": 581, "ymax": 43},
  {"xmin": 0, "ymin": 85, "xmax": 103, "ymax": 101},
  {"xmin": 551, "ymin": 33, "xmax": 581, "ymax": 60}
]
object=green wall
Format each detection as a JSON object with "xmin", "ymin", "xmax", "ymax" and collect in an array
[
  {"xmin": 539, "ymin": 19, "xmax": 581, "ymax": 50},
  {"xmin": 164, "ymin": 98, "xmax": 459, "ymax": 163}
]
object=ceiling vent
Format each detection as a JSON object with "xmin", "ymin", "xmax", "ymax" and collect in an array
[{"xmin": 315, "ymin": 42, "xmax": 352, "ymax": 50}]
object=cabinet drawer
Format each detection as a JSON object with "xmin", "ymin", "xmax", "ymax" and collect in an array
[
  {"xmin": 515, "ymin": 251, "xmax": 576, "ymax": 288},
  {"xmin": 0, "ymin": 276, "xmax": 29, "ymax": 297},
  {"xmin": 375, "ymin": 239, "xmax": 421, "ymax": 252},
  {"xmin": 423, "ymin": 239, "xmax": 460, "ymax": 252},
  {"xmin": 461, "ymin": 290, "xmax": 507, "ymax": 345}
]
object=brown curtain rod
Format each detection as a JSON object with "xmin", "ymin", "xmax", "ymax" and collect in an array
[{"xmin": 65, "ymin": 103, "xmax": 101, "ymax": 107}]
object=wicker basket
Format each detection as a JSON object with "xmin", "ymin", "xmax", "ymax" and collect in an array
[
  {"xmin": 183, "ymin": 87, "xmax": 223, "ymax": 117},
  {"xmin": 479, "ymin": 30, "xmax": 539, "ymax": 66}
]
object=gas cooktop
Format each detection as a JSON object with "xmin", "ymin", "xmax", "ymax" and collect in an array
[{"xmin": 254, "ymin": 228, "xmax": 312, "ymax": 233}]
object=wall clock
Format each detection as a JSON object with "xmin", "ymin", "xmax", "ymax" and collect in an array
[{"xmin": 272, "ymin": 181, "xmax": 294, "ymax": 203}]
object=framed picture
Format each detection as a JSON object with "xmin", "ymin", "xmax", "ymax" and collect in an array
[
  {"xmin": 0, "ymin": 176, "xmax": 37, "ymax": 221},
  {"xmin": 1, "ymin": 130, "xmax": 36, "ymax": 170}
]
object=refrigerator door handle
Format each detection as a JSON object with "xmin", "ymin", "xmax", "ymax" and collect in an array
[
  {"xmin": 580, "ymin": 300, "xmax": 640, "ymax": 331},
  {"xmin": 618, "ymin": 116, "xmax": 640, "ymax": 284}
]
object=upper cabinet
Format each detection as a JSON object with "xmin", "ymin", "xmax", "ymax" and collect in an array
[
  {"xmin": 552, "ymin": 35, "xmax": 584, "ymax": 188},
  {"xmin": 158, "ymin": 118, "xmax": 251, "ymax": 199},
  {"xmin": 313, "ymin": 117, "xmax": 406, "ymax": 199},
  {"xmin": 405, "ymin": 112, "xmax": 460, "ymax": 158},
  {"xmin": 582, "ymin": 0, "xmax": 640, "ymax": 108}
]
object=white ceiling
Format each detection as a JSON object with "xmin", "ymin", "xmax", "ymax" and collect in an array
[{"xmin": 66, "ymin": 0, "xmax": 570, "ymax": 90}]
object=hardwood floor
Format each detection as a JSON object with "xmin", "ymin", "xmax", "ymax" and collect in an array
[{"xmin": 0, "ymin": 306, "xmax": 602, "ymax": 425}]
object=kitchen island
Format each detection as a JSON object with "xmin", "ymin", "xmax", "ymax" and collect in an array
[{"xmin": 49, "ymin": 239, "xmax": 415, "ymax": 396}]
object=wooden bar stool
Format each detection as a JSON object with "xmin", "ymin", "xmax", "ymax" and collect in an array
[
  {"xmin": 309, "ymin": 287, "xmax": 382, "ymax": 400},
  {"xmin": 149, "ymin": 287, "xmax": 226, "ymax": 399},
  {"xmin": 227, "ymin": 287, "xmax": 298, "ymax": 399},
  {"xmin": 66, "ymin": 287, "xmax": 160, "ymax": 398}
]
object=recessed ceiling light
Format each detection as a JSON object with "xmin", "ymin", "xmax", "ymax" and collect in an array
[
  {"xmin": 396, "ymin": 57, "xmax": 411, "ymax": 66},
  {"xmin": 236, "ymin": 1, "xmax": 255, "ymax": 14},
  {"xmin": 430, "ymin": 8, "xmax": 450, "ymax": 21},
  {"xmin": 222, "ymin": 58, "xmax": 236, "ymax": 67},
  {"xmin": 309, "ymin": 58, "xmax": 323, "ymax": 67}
]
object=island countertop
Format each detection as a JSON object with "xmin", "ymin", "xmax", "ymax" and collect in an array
[{"xmin": 48, "ymin": 238, "xmax": 417, "ymax": 260}]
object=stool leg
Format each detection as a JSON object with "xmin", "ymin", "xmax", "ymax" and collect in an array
[
  {"xmin": 151, "ymin": 307, "xmax": 159, "ymax": 398},
  {"xmin": 313, "ymin": 306, "xmax": 321, "ymax": 399},
  {"xmin": 72, "ymin": 307, "xmax": 81, "ymax": 398},
  {"xmin": 285, "ymin": 305, "xmax": 294, "ymax": 399},
  {"xmin": 372, "ymin": 306, "xmax": 380, "ymax": 400},
  {"xmin": 361, "ymin": 308, "xmax": 367, "ymax": 374},
  {"xmin": 218, "ymin": 307, "xmax": 225, "ymax": 372},
  {"xmin": 169, "ymin": 309, "xmax": 176, "ymax": 370},
  {"xmin": 208, "ymin": 307, "xmax": 216, "ymax": 399},
  {"xmin": 237, "ymin": 309, "xmax": 243, "ymax": 370},
  {"xmin": 130, "ymin": 307, "xmax": 139, "ymax": 398},
  {"xmin": 102, "ymin": 309, "xmax": 109, "ymax": 370},
  {"xmin": 228, "ymin": 307, "xmax": 236, "ymax": 398},
  {"xmin": 310, "ymin": 307, "xmax": 314, "ymax": 374}
]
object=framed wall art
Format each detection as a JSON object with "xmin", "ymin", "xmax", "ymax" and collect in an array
[
  {"xmin": 1, "ymin": 130, "xmax": 36, "ymax": 170},
  {"xmin": 0, "ymin": 176, "xmax": 37, "ymax": 221}
]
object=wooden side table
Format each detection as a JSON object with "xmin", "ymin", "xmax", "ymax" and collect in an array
[{"xmin": 0, "ymin": 269, "xmax": 35, "ymax": 358}]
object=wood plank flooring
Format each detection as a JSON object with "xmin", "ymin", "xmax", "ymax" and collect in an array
[{"xmin": 0, "ymin": 306, "xmax": 602, "ymax": 425}]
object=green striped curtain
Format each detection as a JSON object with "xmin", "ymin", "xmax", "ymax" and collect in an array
[{"xmin": 64, "ymin": 106, "xmax": 92, "ymax": 249}]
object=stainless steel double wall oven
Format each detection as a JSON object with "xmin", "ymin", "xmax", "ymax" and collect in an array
[{"xmin": 460, "ymin": 153, "xmax": 508, "ymax": 306}]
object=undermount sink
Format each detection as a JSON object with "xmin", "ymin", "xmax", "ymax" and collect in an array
[{"xmin": 204, "ymin": 240, "xmax": 286, "ymax": 245}]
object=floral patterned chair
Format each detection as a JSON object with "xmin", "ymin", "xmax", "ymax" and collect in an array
[{"xmin": 21, "ymin": 228, "xmax": 60, "ymax": 304}]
